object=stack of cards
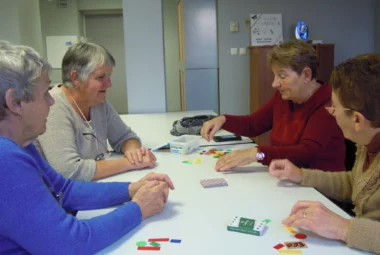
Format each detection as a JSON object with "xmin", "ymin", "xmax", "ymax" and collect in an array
[{"xmin": 200, "ymin": 178, "xmax": 228, "ymax": 188}]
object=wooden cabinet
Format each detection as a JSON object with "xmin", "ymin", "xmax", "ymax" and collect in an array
[{"xmin": 248, "ymin": 44, "xmax": 335, "ymax": 145}]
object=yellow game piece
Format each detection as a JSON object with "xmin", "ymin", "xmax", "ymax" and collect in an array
[
  {"xmin": 278, "ymin": 249, "xmax": 302, "ymax": 254},
  {"xmin": 194, "ymin": 157, "xmax": 201, "ymax": 164},
  {"xmin": 284, "ymin": 226, "xmax": 297, "ymax": 234}
]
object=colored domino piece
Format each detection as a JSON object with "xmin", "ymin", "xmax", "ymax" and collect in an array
[
  {"xmin": 295, "ymin": 233, "xmax": 307, "ymax": 239},
  {"xmin": 284, "ymin": 226, "xmax": 297, "ymax": 234},
  {"xmin": 200, "ymin": 178, "xmax": 228, "ymax": 188},
  {"xmin": 137, "ymin": 246, "xmax": 161, "ymax": 251},
  {"xmin": 170, "ymin": 239, "xmax": 182, "ymax": 243},
  {"xmin": 136, "ymin": 241, "xmax": 148, "ymax": 247},
  {"xmin": 149, "ymin": 242, "xmax": 161, "ymax": 247},
  {"xmin": 278, "ymin": 249, "xmax": 302, "ymax": 254},
  {"xmin": 273, "ymin": 243, "xmax": 285, "ymax": 250},
  {"xmin": 205, "ymin": 149, "xmax": 214, "ymax": 155},
  {"xmin": 148, "ymin": 238, "xmax": 170, "ymax": 242},
  {"xmin": 214, "ymin": 151, "xmax": 224, "ymax": 156}
]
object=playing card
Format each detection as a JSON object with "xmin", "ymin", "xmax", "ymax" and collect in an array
[{"xmin": 200, "ymin": 178, "xmax": 228, "ymax": 188}]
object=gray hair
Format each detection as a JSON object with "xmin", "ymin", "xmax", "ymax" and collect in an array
[
  {"xmin": 61, "ymin": 40, "xmax": 115, "ymax": 87},
  {"xmin": 0, "ymin": 41, "xmax": 52, "ymax": 120}
]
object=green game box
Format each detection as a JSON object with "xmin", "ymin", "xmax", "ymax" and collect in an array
[{"xmin": 227, "ymin": 216, "xmax": 261, "ymax": 236}]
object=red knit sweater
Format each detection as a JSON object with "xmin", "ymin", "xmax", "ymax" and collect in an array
[{"xmin": 223, "ymin": 84, "xmax": 346, "ymax": 172}]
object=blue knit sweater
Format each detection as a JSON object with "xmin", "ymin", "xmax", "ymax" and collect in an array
[{"xmin": 0, "ymin": 137, "xmax": 142, "ymax": 254}]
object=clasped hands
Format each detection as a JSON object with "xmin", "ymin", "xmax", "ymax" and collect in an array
[
  {"xmin": 129, "ymin": 172, "xmax": 175, "ymax": 220},
  {"xmin": 124, "ymin": 147, "xmax": 156, "ymax": 169}
]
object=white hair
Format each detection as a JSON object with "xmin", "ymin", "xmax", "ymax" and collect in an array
[
  {"xmin": 61, "ymin": 39, "xmax": 115, "ymax": 88},
  {"xmin": 0, "ymin": 41, "xmax": 52, "ymax": 120}
]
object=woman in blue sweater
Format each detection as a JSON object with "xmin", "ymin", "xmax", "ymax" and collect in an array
[{"xmin": 0, "ymin": 41, "xmax": 174, "ymax": 254}]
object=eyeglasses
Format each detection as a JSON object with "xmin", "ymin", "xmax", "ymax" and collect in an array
[
  {"xmin": 325, "ymin": 100, "xmax": 374, "ymax": 121},
  {"xmin": 83, "ymin": 132, "xmax": 111, "ymax": 161},
  {"xmin": 324, "ymin": 100, "xmax": 353, "ymax": 116}
]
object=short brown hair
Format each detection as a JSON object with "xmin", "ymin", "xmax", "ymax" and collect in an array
[
  {"xmin": 267, "ymin": 40, "xmax": 319, "ymax": 79},
  {"xmin": 330, "ymin": 53, "xmax": 380, "ymax": 127}
]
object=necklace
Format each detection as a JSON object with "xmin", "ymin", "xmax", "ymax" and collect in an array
[
  {"xmin": 63, "ymin": 87, "xmax": 110, "ymax": 160},
  {"xmin": 65, "ymin": 88, "xmax": 90, "ymax": 121},
  {"xmin": 65, "ymin": 88, "xmax": 99, "ymax": 151},
  {"xmin": 65, "ymin": 89, "xmax": 93, "ymax": 128}
]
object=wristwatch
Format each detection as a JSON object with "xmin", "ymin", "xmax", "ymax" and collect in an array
[{"xmin": 256, "ymin": 151, "xmax": 265, "ymax": 161}]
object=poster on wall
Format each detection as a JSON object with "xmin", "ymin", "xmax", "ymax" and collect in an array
[
  {"xmin": 46, "ymin": 36, "xmax": 78, "ymax": 68},
  {"xmin": 250, "ymin": 14, "xmax": 283, "ymax": 46}
]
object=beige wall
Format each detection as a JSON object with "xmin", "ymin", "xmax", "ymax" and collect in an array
[
  {"xmin": 39, "ymin": 0, "xmax": 81, "ymax": 83},
  {"xmin": 163, "ymin": 0, "xmax": 181, "ymax": 112},
  {"xmin": 18, "ymin": 0, "xmax": 43, "ymax": 55},
  {"xmin": 38, "ymin": 0, "xmax": 123, "ymax": 84},
  {"xmin": 0, "ymin": 0, "xmax": 42, "ymax": 55},
  {"xmin": 0, "ymin": 0, "xmax": 21, "ymax": 44}
]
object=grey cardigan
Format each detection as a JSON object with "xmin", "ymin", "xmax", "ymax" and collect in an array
[{"xmin": 35, "ymin": 85, "xmax": 140, "ymax": 181}]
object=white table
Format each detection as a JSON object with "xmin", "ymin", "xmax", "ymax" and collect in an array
[
  {"xmin": 77, "ymin": 144, "xmax": 368, "ymax": 255},
  {"xmin": 119, "ymin": 110, "xmax": 253, "ymax": 149}
]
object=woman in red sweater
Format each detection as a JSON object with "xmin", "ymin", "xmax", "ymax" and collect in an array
[{"xmin": 201, "ymin": 40, "xmax": 345, "ymax": 172}]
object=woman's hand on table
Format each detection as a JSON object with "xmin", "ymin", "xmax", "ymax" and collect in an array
[
  {"xmin": 129, "ymin": 172, "xmax": 174, "ymax": 200},
  {"xmin": 283, "ymin": 201, "xmax": 350, "ymax": 242},
  {"xmin": 132, "ymin": 181, "xmax": 170, "ymax": 220},
  {"xmin": 215, "ymin": 148, "xmax": 257, "ymax": 171},
  {"xmin": 124, "ymin": 147, "xmax": 156, "ymax": 168}
]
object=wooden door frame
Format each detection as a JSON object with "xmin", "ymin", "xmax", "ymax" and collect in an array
[{"xmin": 177, "ymin": 0, "xmax": 186, "ymax": 111}]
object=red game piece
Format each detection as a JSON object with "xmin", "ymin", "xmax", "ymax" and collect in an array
[
  {"xmin": 273, "ymin": 243, "xmax": 285, "ymax": 250},
  {"xmin": 295, "ymin": 233, "xmax": 307, "ymax": 239},
  {"xmin": 148, "ymin": 238, "xmax": 170, "ymax": 242},
  {"xmin": 137, "ymin": 246, "xmax": 161, "ymax": 251}
]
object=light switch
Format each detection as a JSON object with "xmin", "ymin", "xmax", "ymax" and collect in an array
[
  {"xmin": 239, "ymin": 48, "xmax": 247, "ymax": 55},
  {"xmin": 230, "ymin": 48, "xmax": 238, "ymax": 55},
  {"xmin": 244, "ymin": 18, "xmax": 251, "ymax": 32}
]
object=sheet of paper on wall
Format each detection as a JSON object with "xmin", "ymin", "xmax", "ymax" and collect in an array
[
  {"xmin": 250, "ymin": 14, "xmax": 283, "ymax": 46},
  {"xmin": 46, "ymin": 36, "xmax": 78, "ymax": 68}
]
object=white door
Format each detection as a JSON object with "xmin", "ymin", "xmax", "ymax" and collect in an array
[{"xmin": 85, "ymin": 14, "xmax": 128, "ymax": 114}]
